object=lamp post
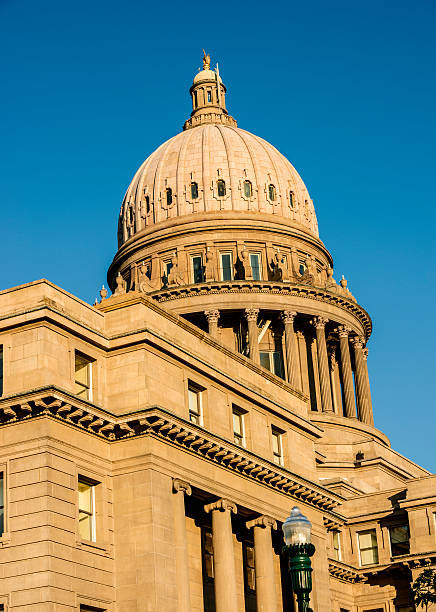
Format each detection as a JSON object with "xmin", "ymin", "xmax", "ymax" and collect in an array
[{"xmin": 282, "ymin": 506, "xmax": 315, "ymax": 612}]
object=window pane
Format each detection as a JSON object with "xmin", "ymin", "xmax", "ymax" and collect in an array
[
  {"xmin": 191, "ymin": 182, "xmax": 198, "ymax": 199},
  {"xmin": 259, "ymin": 352, "xmax": 270, "ymax": 371},
  {"xmin": 192, "ymin": 256, "xmax": 204, "ymax": 283},
  {"xmin": 360, "ymin": 548, "xmax": 378, "ymax": 565},
  {"xmin": 233, "ymin": 412, "xmax": 242, "ymax": 436},
  {"xmin": 217, "ymin": 180, "xmax": 226, "ymax": 197},
  {"xmin": 221, "ymin": 253, "xmax": 233, "ymax": 281},
  {"xmin": 79, "ymin": 512, "xmax": 92, "ymax": 540},
  {"xmin": 78, "ymin": 481, "xmax": 92, "ymax": 513},
  {"xmin": 75, "ymin": 355, "xmax": 89, "ymax": 386},
  {"xmin": 390, "ymin": 526, "xmax": 410, "ymax": 556},
  {"xmin": 250, "ymin": 254, "xmax": 261, "ymax": 280},
  {"xmin": 0, "ymin": 507, "xmax": 3, "ymax": 536},
  {"xmin": 244, "ymin": 181, "xmax": 252, "ymax": 197},
  {"xmin": 272, "ymin": 351, "xmax": 284, "ymax": 379},
  {"xmin": 272, "ymin": 433, "xmax": 279, "ymax": 454},
  {"xmin": 188, "ymin": 389, "xmax": 200, "ymax": 415},
  {"xmin": 268, "ymin": 184, "xmax": 276, "ymax": 201}
]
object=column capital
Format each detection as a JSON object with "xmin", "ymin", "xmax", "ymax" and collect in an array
[
  {"xmin": 281, "ymin": 310, "xmax": 297, "ymax": 324},
  {"xmin": 337, "ymin": 324, "xmax": 352, "ymax": 338},
  {"xmin": 350, "ymin": 335, "xmax": 365, "ymax": 349},
  {"xmin": 311, "ymin": 315, "xmax": 328, "ymax": 329},
  {"xmin": 173, "ymin": 478, "xmax": 192, "ymax": 496},
  {"xmin": 204, "ymin": 498, "xmax": 237, "ymax": 514},
  {"xmin": 204, "ymin": 309, "xmax": 220, "ymax": 323},
  {"xmin": 244, "ymin": 308, "xmax": 259, "ymax": 323},
  {"xmin": 246, "ymin": 515, "xmax": 277, "ymax": 530}
]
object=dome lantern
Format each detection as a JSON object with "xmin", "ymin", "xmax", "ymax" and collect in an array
[{"xmin": 184, "ymin": 51, "xmax": 237, "ymax": 130}]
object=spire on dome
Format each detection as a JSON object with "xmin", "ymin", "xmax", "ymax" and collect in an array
[{"xmin": 183, "ymin": 53, "xmax": 237, "ymax": 130}]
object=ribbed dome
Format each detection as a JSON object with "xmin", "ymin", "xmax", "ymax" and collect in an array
[{"xmin": 118, "ymin": 124, "xmax": 318, "ymax": 246}]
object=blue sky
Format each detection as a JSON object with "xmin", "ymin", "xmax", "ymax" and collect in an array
[{"xmin": 1, "ymin": 0, "xmax": 435, "ymax": 471}]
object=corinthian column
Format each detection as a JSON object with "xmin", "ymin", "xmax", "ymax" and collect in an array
[
  {"xmin": 204, "ymin": 498, "xmax": 238, "ymax": 612},
  {"xmin": 351, "ymin": 336, "xmax": 373, "ymax": 426},
  {"xmin": 362, "ymin": 347, "xmax": 374, "ymax": 426},
  {"xmin": 245, "ymin": 308, "xmax": 260, "ymax": 364},
  {"xmin": 281, "ymin": 311, "xmax": 300, "ymax": 390},
  {"xmin": 337, "ymin": 325, "xmax": 356, "ymax": 418},
  {"xmin": 204, "ymin": 309, "xmax": 220, "ymax": 339},
  {"xmin": 311, "ymin": 317, "xmax": 333, "ymax": 412},
  {"xmin": 246, "ymin": 515, "xmax": 278, "ymax": 612},
  {"xmin": 172, "ymin": 479, "xmax": 192, "ymax": 612}
]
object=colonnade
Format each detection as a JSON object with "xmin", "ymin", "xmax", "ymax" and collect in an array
[
  {"xmin": 204, "ymin": 308, "xmax": 373, "ymax": 426},
  {"xmin": 173, "ymin": 479, "xmax": 280, "ymax": 612}
]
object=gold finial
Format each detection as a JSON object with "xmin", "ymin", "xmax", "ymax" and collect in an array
[{"xmin": 202, "ymin": 49, "xmax": 211, "ymax": 70}]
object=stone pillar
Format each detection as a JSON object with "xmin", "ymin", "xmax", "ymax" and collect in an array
[
  {"xmin": 245, "ymin": 308, "xmax": 260, "ymax": 364},
  {"xmin": 204, "ymin": 498, "xmax": 238, "ymax": 612},
  {"xmin": 281, "ymin": 311, "xmax": 300, "ymax": 390},
  {"xmin": 351, "ymin": 336, "xmax": 374, "ymax": 425},
  {"xmin": 311, "ymin": 317, "xmax": 333, "ymax": 412},
  {"xmin": 362, "ymin": 346, "xmax": 374, "ymax": 426},
  {"xmin": 204, "ymin": 309, "xmax": 220, "ymax": 339},
  {"xmin": 172, "ymin": 479, "xmax": 192, "ymax": 612},
  {"xmin": 337, "ymin": 325, "xmax": 357, "ymax": 418},
  {"xmin": 246, "ymin": 515, "xmax": 278, "ymax": 612}
]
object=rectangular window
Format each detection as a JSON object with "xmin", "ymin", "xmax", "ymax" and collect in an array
[
  {"xmin": 74, "ymin": 352, "xmax": 93, "ymax": 401},
  {"xmin": 389, "ymin": 525, "xmax": 410, "ymax": 556},
  {"xmin": 332, "ymin": 530, "xmax": 341, "ymax": 560},
  {"xmin": 78, "ymin": 477, "xmax": 96, "ymax": 542},
  {"xmin": 232, "ymin": 406, "xmax": 245, "ymax": 447},
  {"xmin": 272, "ymin": 427, "xmax": 284, "ymax": 466},
  {"xmin": 220, "ymin": 253, "xmax": 233, "ymax": 281},
  {"xmin": 250, "ymin": 253, "xmax": 261, "ymax": 281},
  {"xmin": 259, "ymin": 351, "xmax": 285, "ymax": 379},
  {"xmin": 0, "ymin": 345, "xmax": 3, "ymax": 396},
  {"xmin": 358, "ymin": 529, "xmax": 379, "ymax": 565},
  {"xmin": 192, "ymin": 255, "xmax": 204, "ymax": 284},
  {"xmin": 188, "ymin": 383, "xmax": 203, "ymax": 425},
  {"xmin": 0, "ymin": 472, "xmax": 4, "ymax": 536}
]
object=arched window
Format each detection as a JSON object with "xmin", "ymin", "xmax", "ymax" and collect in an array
[
  {"xmin": 289, "ymin": 192, "xmax": 294, "ymax": 208},
  {"xmin": 207, "ymin": 90, "xmax": 212, "ymax": 102},
  {"xmin": 268, "ymin": 184, "xmax": 276, "ymax": 201},
  {"xmin": 194, "ymin": 91, "xmax": 198, "ymax": 107},
  {"xmin": 217, "ymin": 179, "xmax": 226, "ymax": 197},
  {"xmin": 166, "ymin": 187, "xmax": 172, "ymax": 205},
  {"xmin": 191, "ymin": 182, "xmax": 199, "ymax": 200},
  {"xmin": 243, "ymin": 180, "xmax": 252, "ymax": 197},
  {"xmin": 128, "ymin": 207, "xmax": 134, "ymax": 224},
  {"xmin": 145, "ymin": 195, "xmax": 150, "ymax": 214}
]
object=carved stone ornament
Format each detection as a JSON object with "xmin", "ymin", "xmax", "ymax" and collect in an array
[
  {"xmin": 204, "ymin": 498, "xmax": 237, "ymax": 514},
  {"xmin": 244, "ymin": 308, "xmax": 259, "ymax": 323},
  {"xmin": 113, "ymin": 272, "xmax": 127, "ymax": 296},
  {"xmin": 311, "ymin": 316, "xmax": 328, "ymax": 329},
  {"xmin": 362, "ymin": 348, "xmax": 369, "ymax": 360},
  {"xmin": 204, "ymin": 249, "xmax": 216, "ymax": 281},
  {"xmin": 337, "ymin": 325, "xmax": 352, "ymax": 338},
  {"xmin": 350, "ymin": 336, "xmax": 364, "ymax": 350},
  {"xmin": 204, "ymin": 309, "xmax": 220, "ymax": 324},
  {"xmin": 281, "ymin": 310, "xmax": 297, "ymax": 325},
  {"xmin": 246, "ymin": 515, "xmax": 277, "ymax": 530},
  {"xmin": 172, "ymin": 478, "xmax": 192, "ymax": 496}
]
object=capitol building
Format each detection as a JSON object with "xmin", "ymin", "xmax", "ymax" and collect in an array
[{"xmin": 0, "ymin": 54, "xmax": 434, "ymax": 612}]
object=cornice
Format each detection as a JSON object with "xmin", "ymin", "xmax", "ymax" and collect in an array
[
  {"xmin": 328, "ymin": 559, "xmax": 368, "ymax": 584},
  {"xmin": 148, "ymin": 281, "xmax": 372, "ymax": 339},
  {"xmin": 0, "ymin": 387, "xmax": 343, "ymax": 514}
]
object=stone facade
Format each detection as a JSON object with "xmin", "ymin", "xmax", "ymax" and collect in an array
[{"xmin": 0, "ymin": 57, "xmax": 434, "ymax": 612}]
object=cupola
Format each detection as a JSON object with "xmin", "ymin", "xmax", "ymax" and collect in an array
[{"xmin": 183, "ymin": 51, "xmax": 237, "ymax": 130}]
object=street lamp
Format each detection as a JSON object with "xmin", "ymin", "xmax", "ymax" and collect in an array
[{"xmin": 282, "ymin": 506, "xmax": 315, "ymax": 612}]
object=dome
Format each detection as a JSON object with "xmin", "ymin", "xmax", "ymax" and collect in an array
[
  {"xmin": 193, "ymin": 68, "xmax": 222, "ymax": 84},
  {"xmin": 118, "ymin": 124, "xmax": 318, "ymax": 246}
]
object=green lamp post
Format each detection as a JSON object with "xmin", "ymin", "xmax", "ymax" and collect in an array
[{"xmin": 282, "ymin": 506, "xmax": 315, "ymax": 612}]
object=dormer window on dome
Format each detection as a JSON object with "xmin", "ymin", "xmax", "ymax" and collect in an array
[
  {"xmin": 191, "ymin": 182, "xmax": 199, "ymax": 200},
  {"xmin": 244, "ymin": 180, "xmax": 252, "ymax": 198},
  {"xmin": 217, "ymin": 179, "xmax": 226, "ymax": 197},
  {"xmin": 268, "ymin": 184, "xmax": 276, "ymax": 201},
  {"xmin": 166, "ymin": 188, "xmax": 173, "ymax": 205}
]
